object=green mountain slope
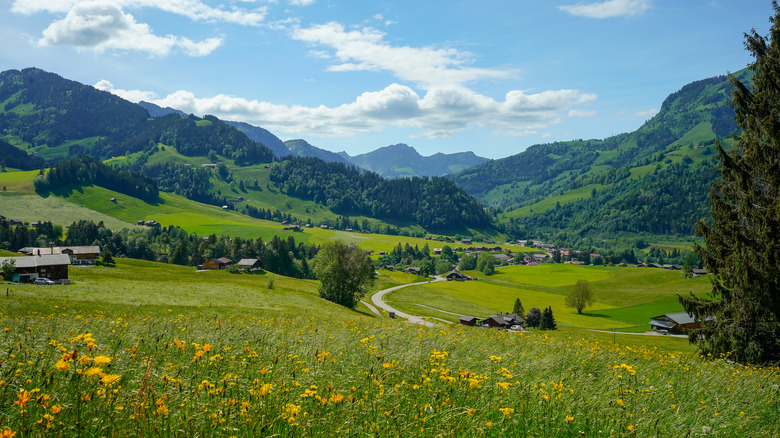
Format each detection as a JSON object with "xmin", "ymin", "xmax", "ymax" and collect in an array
[
  {"xmin": 346, "ymin": 143, "xmax": 488, "ymax": 178},
  {"xmin": 450, "ymin": 69, "xmax": 751, "ymax": 239}
]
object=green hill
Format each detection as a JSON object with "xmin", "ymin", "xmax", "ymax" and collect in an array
[{"xmin": 450, "ymin": 69, "xmax": 752, "ymax": 241}]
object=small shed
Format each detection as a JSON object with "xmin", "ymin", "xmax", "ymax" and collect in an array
[
  {"xmin": 404, "ymin": 267, "xmax": 422, "ymax": 276},
  {"xmin": 202, "ymin": 257, "xmax": 232, "ymax": 270},
  {"xmin": 459, "ymin": 316, "xmax": 478, "ymax": 326},
  {"xmin": 691, "ymin": 268, "xmax": 708, "ymax": 277}
]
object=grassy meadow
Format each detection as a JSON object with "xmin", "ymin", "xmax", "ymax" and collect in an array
[
  {"xmin": 1, "ymin": 259, "xmax": 778, "ymax": 437},
  {"xmin": 384, "ymin": 264, "xmax": 712, "ymax": 332}
]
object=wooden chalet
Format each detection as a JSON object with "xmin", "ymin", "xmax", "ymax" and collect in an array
[
  {"xmin": 459, "ymin": 316, "xmax": 478, "ymax": 326},
  {"xmin": 19, "ymin": 246, "xmax": 101, "ymax": 265},
  {"xmin": 403, "ymin": 267, "xmax": 422, "ymax": 276},
  {"xmin": 649, "ymin": 312, "xmax": 704, "ymax": 333},
  {"xmin": 237, "ymin": 259, "xmax": 262, "ymax": 271},
  {"xmin": 0, "ymin": 255, "xmax": 70, "ymax": 283},
  {"xmin": 445, "ymin": 270, "xmax": 471, "ymax": 281},
  {"xmin": 203, "ymin": 257, "xmax": 232, "ymax": 270},
  {"xmin": 691, "ymin": 268, "xmax": 708, "ymax": 277},
  {"xmin": 283, "ymin": 225, "xmax": 302, "ymax": 232}
]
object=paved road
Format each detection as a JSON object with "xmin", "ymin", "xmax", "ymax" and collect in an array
[
  {"xmin": 370, "ymin": 277, "xmax": 446, "ymax": 327},
  {"xmin": 360, "ymin": 300, "xmax": 382, "ymax": 316}
]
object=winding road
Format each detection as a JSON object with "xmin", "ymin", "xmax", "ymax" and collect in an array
[{"xmin": 369, "ymin": 277, "xmax": 446, "ymax": 327}]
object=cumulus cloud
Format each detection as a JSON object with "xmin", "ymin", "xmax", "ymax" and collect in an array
[
  {"xmin": 37, "ymin": 1, "xmax": 223, "ymax": 56},
  {"xmin": 11, "ymin": 0, "xmax": 267, "ymax": 25},
  {"xmin": 288, "ymin": 0, "xmax": 315, "ymax": 5},
  {"xmin": 635, "ymin": 108, "xmax": 658, "ymax": 118},
  {"xmin": 559, "ymin": 0, "xmax": 651, "ymax": 18},
  {"xmin": 292, "ymin": 22, "xmax": 515, "ymax": 88},
  {"xmin": 13, "ymin": 0, "xmax": 264, "ymax": 56},
  {"xmin": 98, "ymin": 81, "xmax": 595, "ymax": 139},
  {"xmin": 94, "ymin": 79, "xmax": 160, "ymax": 101}
]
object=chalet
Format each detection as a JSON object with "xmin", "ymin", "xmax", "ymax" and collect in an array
[
  {"xmin": 283, "ymin": 225, "xmax": 302, "ymax": 232},
  {"xmin": 202, "ymin": 164, "xmax": 217, "ymax": 168},
  {"xmin": 281, "ymin": 220, "xmax": 289, "ymax": 225},
  {"xmin": 137, "ymin": 220, "xmax": 145, "ymax": 226},
  {"xmin": 110, "ymin": 197, "xmax": 117, "ymax": 203},
  {"xmin": 433, "ymin": 248, "xmax": 442, "ymax": 255},
  {"xmin": 304, "ymin": 224, "xmax": 312, "ymax": 228},
  {"xmin": 384, "ymin": 265, "xmax": 394, "ymax": 271},
  {"xmin": 30, "ymin": 221, "xmax": 44, "ymax": 228},
  {"xmin": 378, "ymin": 251, "xmax": 386, "ymax": 255},
  {"xmin": 649, "ymin": 312, "xmax": 708, "ymax": 333},
  {"xmin": 459, "ymin": 316, "xmax": 478, "ymax": 326},
  {"xmin": 19, "ymin": 246, "xmax": 101, "ymax": 265},
  {"xmin": 320, "ymin": 224, "xmax": 329, "ymax": 229},
  {"xmin": 8, "ymin": 219, "xmax": 23, "ymax": 226},
  {"xmin": 202, "ymin": 257, "xmax": 232, "ymax": 270},
  {"xmin": 445, "ymin": 270, "xmax": 471, "ymax": 281},
  {"xmin": 222, "ymin": 205, "xmax": 229, "ymax": 210},
  {"xmin": 491, "ymin": 246, "xmax": 503, "ymax": 252},
  {"xmin": 481, "ymin": 315, "xmax": 507, "ymax": 328},
  {"xmin": 237, "ymin": 259, "xmax": 261, "ymax": 271},
  {"xmin": 404, "ymin": 267, "xmax": 422, "ymax": 276},
  {"xmin": 145, "ymin": 220, "xmax": 161, "ymax": 227},
  {"xmin": 691, "ymin": 268, "xmax": 708, "ymax": 277},
  {"xmin": 345, "ymin": 228, "xmax": 353, "ymax": 232},
  {"xmin": 0, "ymin": 255, "xmax": 70, "ymax": 283},
  {"xmin": 516, "ymin": 240, "xmax": 528, "ymax": 246},
  {"xmin": 494, "ymin": 253, "xmax": 514, "ymax": 264},
  {"xmin": 461, "ymin": 238, "xmax": 472, "ymax": 245},
  {"xmin": 663, "ymin": 264, "xmax": 682, "ymax": 270}
]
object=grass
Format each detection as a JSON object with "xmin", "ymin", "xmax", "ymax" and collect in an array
[
  {"xmin": 0, "ymin": 192, "xmax": 136, "ymax": 231},
  {"xmin": 0, "ymin": 278, "xmax": 778, "ymax": 436},
  {"xmin": 383, "ymin": 264, "xmax": 712, "ymax": 332},
  {"xmin": 501, "ymin": 184, "xmax": 603, "ymax": 219}
]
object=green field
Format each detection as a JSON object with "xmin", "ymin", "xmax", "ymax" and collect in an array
[
  {"xmin": 384, "ymin": 264, "xmax": 711, "ymax": 331},
  {"xmin": 0, "ymin": 258, "xmax": 777, "ymax": 437}
]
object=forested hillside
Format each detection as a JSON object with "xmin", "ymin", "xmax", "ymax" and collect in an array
[
  {"xmin": 270, "ymin": 157, "xmax": 490, "ymax": 231},
  {"xmin": 451, "ymin": 69, "xmax": 750, "ymax": 240}
]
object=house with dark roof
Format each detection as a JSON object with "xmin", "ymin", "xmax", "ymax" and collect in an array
[
  {"xmin": 691, "ymin": 268, "xmax": 708, "ymax": 277},
  {"xmin": 403, "ymin": 267, "xmax": 422, "ymax": 276},
  {"xmin": 202, "ymin": 257, "xmax": 232, "ymax": 270},
  {"xmin": 0, "ymin": 255, "xmax": 70, "ymax": 283},
  {"xmin": 237, "ymin": 259, "xmax": 261, "ymax": 271},
  {"xmin": 459, "ymin": 316, "xmax": 478, "ymax": 326},
  {"xmin": 649, "ymin": 312, "xmax": 707, "ymax": 333},
  {"xmin": 445, "ymin": 270, "xmax": 471, "ymax": 281}
]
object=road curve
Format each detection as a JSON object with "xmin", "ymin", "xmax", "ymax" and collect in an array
[{"xmin": 370, "ymin": 277, "xmax": 446, "ymax": 327}]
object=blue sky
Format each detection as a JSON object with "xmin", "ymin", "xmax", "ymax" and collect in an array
[{"xmin": 0, "ymin": 0, "xmax": 772, "ymax": 159}]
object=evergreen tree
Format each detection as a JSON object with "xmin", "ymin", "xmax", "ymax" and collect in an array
[
  {"xmin": 512, "ymin": 298, "xmax": 524, "ymax": 317},
  {"xmin": 525, "ymin": 308, "xmax": 542, "ymax": 328},
  {"xmin": 100, "ymin": 248, "xmax": 115, "ymax": 266},
  {"xmin": 680, "ymin": 3, "xmax": 780, "ymax": 364},
  {"xmin": 540, "ymin": 306, "xmax": 557, "ymax": 331}
]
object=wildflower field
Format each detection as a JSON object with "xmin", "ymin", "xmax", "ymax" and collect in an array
[{"xmin": 0, "ymin": 289, "xmax": 778, "ymax": 438}]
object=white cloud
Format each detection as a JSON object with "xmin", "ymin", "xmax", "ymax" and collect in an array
[
  {"xmin": 559, "ymin": 0, "xmax": 651, "ymax": 19},
  {"xmin": 568, "ymin": 109, "xmax": 597, "ymax": 117},
  {"xmin": 37, "ymin": 1, "xmax": 223, "ymax": 56},
  {"xmin": 97, "ymin": 82, "xmax": 595, "ymax": 139},
  {"xmin": 93, "ymin": 79, "xmax": 160, "ymax": 101},
  {"xmin": 11, "ymin": 0, "xmax": 267, "ymax": 25},
  {"xmin": 288, "ymin": 0, "xmax": 315, "ymax": 6},
  {"xmin": 635, "ymin": 108, "xmax": 658, "ymax": 118},
  {"xmin": 292, "ymin": 22, "xmax": 515, "ymax": 88}
]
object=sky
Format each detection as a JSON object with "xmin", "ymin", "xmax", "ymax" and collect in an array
[{"xmin": 0, "ymin": 0, "xmax": 773, "ymax": 159}]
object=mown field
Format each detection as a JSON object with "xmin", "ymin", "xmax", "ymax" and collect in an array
[
  {"xmin": 0, "ymin": 259, "xmax": 778, "ymax": 437},
  {"xmin": 384, "ymin": 264, "xmax": 712, "ymax": 332}
]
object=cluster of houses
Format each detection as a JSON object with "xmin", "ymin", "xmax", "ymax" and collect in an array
[
  {"xmin": 459, "ymin": 312, "xmax": 525, "ymax": 330},
  {"xmin": 137, "ymin": 219, "xmax": 161, "ymax": 227}
]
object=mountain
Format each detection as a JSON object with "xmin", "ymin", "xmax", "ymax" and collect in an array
[
  {"xmin": 225, "ymin": 121, "xmax": 290, "ymax": 159},
  {"xmin": 449, "ymin": 69, "xmax": 751, "ymax": 241},
  {"xmin": 347, "ymin": 143, "xmax": 488, "ymax": 178},
  {"xmin": 0, "ymin": 68, "xmax": 274, "ymax": 164},
  {"xmin": 137, "ymin": 101, "xmax": 186, "ymax": 118},
  {"xmin": 284, "ymin": 139, "xmax": 352, "ymax": 165}
]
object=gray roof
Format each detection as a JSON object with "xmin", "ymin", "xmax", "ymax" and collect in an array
[
  {"xmin": 237, "ymin": 258, "xmax": 259, "ymax": 266},
  {"xmin": 651, "ymin": 312, "xmax": 698, "ymax": 325},
  {"xmin": 649, "ymin": 319, "xmax": 677, "ymax": 330},
  {"xmin": 0, "ymin": 255, "xmax": 71, "ymax": 268},
  {"xmin": 459, "ymin": 316, "xmax": 478, "ymax": 322},
  {"xmin": 19, "ymin": 246, "xmax": 101, "ymax": 256}
]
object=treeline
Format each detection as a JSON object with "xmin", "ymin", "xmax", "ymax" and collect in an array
[
  {"xmin": 2, "ymin": 219, "xmax": 317, "ymax": 279},
  {"xmin": 270, "ymin": 157, "xmax": 490, "ymax": 231},
  {"xmin": 34, "ymin": 155, "xmax": 159, "ymax": 203},
  {"xmin": 0, "ymin": 139, "xmax": 45, "ymax": 170},
  {"xmin": 140, "ymin": 162, "xmax": 228, "ymax": 207},
  {"xmin": 0, "ymin": 220, "xmax": 63, "ymax": 251}
]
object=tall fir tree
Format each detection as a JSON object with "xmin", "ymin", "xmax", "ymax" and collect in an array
[{"xmin": 680, "ymin": 3, "xmax": 780, "ymax": 364}]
